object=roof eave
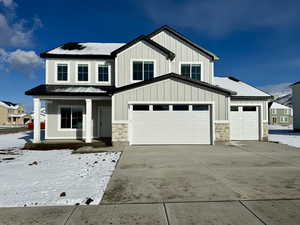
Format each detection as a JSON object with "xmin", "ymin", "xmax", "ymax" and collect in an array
[
  {"xmin": 231, "ymin": 96, "xmax": 274, "ymax": 100},
  {"xmin": 40, "ymin": 53, "xmax": 114, "ymax": 59}
]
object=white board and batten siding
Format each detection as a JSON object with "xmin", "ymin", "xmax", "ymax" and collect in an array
[
  {"xmin": 116, "ymin": 41, "xmax": 169, "ymax": 87},
  {"xmin": 151, "ymin": 30, "xmax": 214, "ymax": 84},
  {"xmin": 113, "ymin": 79, "xmax": 230, "ymax": 122}
]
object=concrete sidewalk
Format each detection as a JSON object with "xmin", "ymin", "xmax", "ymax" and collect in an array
[{"xmin": 1, "ymin": 200, "xmax": 300, "ymax": 225}]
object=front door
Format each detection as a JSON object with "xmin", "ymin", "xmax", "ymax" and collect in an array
[{"xmin": 98, "ymin": 105, "xmax": 112, "ymax": 137}]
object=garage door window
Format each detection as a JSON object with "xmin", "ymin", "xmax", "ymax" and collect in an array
[
  {"xmin": 231, "ymin": 106, "xmax": 239, "ymax": 111},
  {"xmin": 192, "ymin": 105, "xmax": 209, "ymax": 111},
  {"xmin": 173, "ymin": 105, "xmax": 189, "ymax": 111},
  {"xmin": 243, "ymin": 106, "xmax": 256, "ymax": 111},
  {"xmin": 132, "ymin": 105, "xmax": 149, "ymax": 111},
  {"xmin": 153, "ymin": 105, "xmax": 169, "ymax": 111}
]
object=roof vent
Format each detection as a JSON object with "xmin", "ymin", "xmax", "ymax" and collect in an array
[
  {"xmin": 228, "ymin": 76, "xmax": 240, "ymax": 82},
  {"xmin": 60, "ymin": 42, "xmax": 86, "ymax": 50}
]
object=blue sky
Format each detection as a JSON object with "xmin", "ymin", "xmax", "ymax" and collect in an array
[{"xmin": 0, "ymin": 0, "xmax": 300, "ymax": 111}]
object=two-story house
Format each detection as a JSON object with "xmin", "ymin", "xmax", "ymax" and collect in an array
[
  {"xmin": 269, "ymin": 102, "xmax": 293, "ymax": 126},
  {"xmin": 25, "ymin": 25, "xmax": 272, "ymax": 145},
  {"xmin": 0, "ymin": 101, "xmax": 26, "ymax": 126}
]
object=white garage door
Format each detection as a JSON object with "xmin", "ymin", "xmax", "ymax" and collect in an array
[
  {"xmin": 230, "ymin": 106, "xmax": 260, "ymax": 140},
  {"xmin": 129, "ymin": 104, "xmax": 211, "ymax": 145}
]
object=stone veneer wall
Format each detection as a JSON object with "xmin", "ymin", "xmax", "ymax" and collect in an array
[
  {"xmin": 262, "ymin": 122, "xmax": 268, "ymax": 141},
  {"xmin": 112, "ymin": 123, "xmax": 128, "ymax": 145},
  {"xmin": 215, "ymin": 122, "xmax": 230, "ymax": 142}
]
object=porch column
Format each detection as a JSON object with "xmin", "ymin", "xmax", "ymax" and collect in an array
[
  {"xmin": 33, "ymin": 98, "xmax": 41, "ymax": 143},
  {"xmin": 85, "ymin": 99, "xmax": 93, "ymax": 143}
]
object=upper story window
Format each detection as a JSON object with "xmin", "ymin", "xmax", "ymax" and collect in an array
[
  {"xmin": 77, "ymin": 64, "xmax": 89, "ymax": 82},
  {"xmin": 57, "ymin": 64, "xmax": 68, "ymax": 81},
  {"xmin": 132, "ymin": 60, "xmax": 154, "ymax": 82},
  {"xmin": 97, "ymin": 64, "xmax": 110, "ymax": 84},
  {"xmin": 180, "ymin": 63, "xmax": 201, "ymax": 81},
  {"xmin": 284, "ymin": 109, "xmax": 290, "ymax": 115},
  {"xmin": 271, "ymin": 109, "xmax": 277, "ymax": 115}
]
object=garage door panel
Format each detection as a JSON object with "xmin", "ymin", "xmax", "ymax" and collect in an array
[
  {"xmin": 230, "ymin": 107, "xmax": 259, "ymax": 140},
  {"xmin": 130, "ymin": 108, "xmax": 211, "ymax": 145}
]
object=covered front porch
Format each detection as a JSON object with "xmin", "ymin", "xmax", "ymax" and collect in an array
[{"xmin": 32, "ymin": 96, "xmax": 112, "ymax": 144}]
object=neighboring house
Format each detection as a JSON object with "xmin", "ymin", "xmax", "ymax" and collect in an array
[
  {"xmin": 291, "ymin": 81, "xmax": 300, "ymax": 131},
  {"xmin": 269, "ymin": 102, "xmax": 293, "ymax": 126},
  {"xmin": 30, "ymin": 108, "xmax": 46, "ymax": 123},
  {"xmin": 0, "ymin": 101, "xmax": 27, "ymax": 126},
  {"xmin": 25, "ymin": 25, "xmax": 272, "ymax": 145}
]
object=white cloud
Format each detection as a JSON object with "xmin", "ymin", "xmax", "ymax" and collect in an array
[
  {"xmin": 0, "ymin": 0, "xmax": 42, "ymax": 48},
  {"xmin": 0, "ymin": 48, "xmax": 43, "ymax": 77},
  {"xmin": 0, "ymin": 0, "xmax": 16, "ymax": 8},
  {"xmin": 140, "ymin": 0, "xmax": 300, "ymax": 37}
]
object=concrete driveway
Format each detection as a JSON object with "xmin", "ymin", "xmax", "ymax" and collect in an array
[
  {"xmin": 2, "ymin": 141, "xmax": 300, "ymax": 225},
  {"xmin": 103, "ymin": 141, "xmax": 300, "ymax": 203}
]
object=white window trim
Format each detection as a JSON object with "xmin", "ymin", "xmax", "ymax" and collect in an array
[
  {"xmin": 58, "ymin": 105, "xmax": 85, "ymax": 131},
  {"xmin": 76, "ymin": 62, "xmax": 91, "ymax": 83},
  {"xmin": 130, "ymin": 59, "xmax": 156, "ymax": 83},
  {"xmin": 179, "ymin": 61, "xmax": 204, "ymax": 82},
  {"xmin": 55, "ymin": 61, "xmax": 70, "ymax": 83},
  {"xmin": 95, "ymin": 62, "xmax": 111, "ymax": 85}
]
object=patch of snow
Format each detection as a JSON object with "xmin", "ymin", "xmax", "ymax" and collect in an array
[
  {"xmin": 49, "ymin": 42, "xmax": 125, "ymax": 55},
  {"xmin": 270, "ymin": 102, "xmax": 292, "ymax": 110},
  {"xmin": 0, "ymin": 131, "xmax": 31, "ymax": 150},
  {"xmin": 269, "ymin": 125, "xmax": 300, "ymax": 148},
  {"xmin": 0, "ymin": 132, "xmax": 121, "ymax": 207},
  {"xmin": 214, "ymin": 77, "xmax": 271, "ymax": 97},
  {"xmin": 54, "ymin": 87, "xmax": 106, "ymax": 93}
]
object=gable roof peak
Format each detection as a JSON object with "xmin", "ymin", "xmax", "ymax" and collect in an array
[{"xmin": 147, "ymin": 25, "xmax": 219, "ymax": 61}]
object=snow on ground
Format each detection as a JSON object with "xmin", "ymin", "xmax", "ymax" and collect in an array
[
  {"xmin": 0, "ymin": 132, "xmax": 121, "ymax": 207},
  {"xmin": 269, "ymin": 125, "xmax": 300, "ymax": 148}
]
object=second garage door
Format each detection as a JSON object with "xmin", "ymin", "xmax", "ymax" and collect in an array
[
  {"xmin": 230, "ymin": 105, "xmax": 260, "ymax": 140},
  {"xmin": 129, "ymin": 104, "xmax": 212, "ymax": 145}
]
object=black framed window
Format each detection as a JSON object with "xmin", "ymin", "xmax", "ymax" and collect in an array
[
  {"xmin": 133, "ymin": 61, "xmax": 154, "ymax": 81},
  {"xmin": 153, "ymin": 105, "xmax": 169, "ymax": 111},
  {"xmin": 192, "ymin": 105, "xmax": 209, "ymax": 111},
  {"xmin": 231, "ymin": 106, "xmax": 239, "ymax": 111},
  {"xmin": 173, "ymin": 105, "xmax": 189, "ymax": 111},
  {"xmin": 60, "ymin": 107, "xmax": 83, "ymax": 129},
  {"xmin": 98, "ymin": 65, "xmax": 109, "ymax": 82},
  {"xmin": 180, "ymin": 64, "xmax": 201, "ymax": 81},
  {"xmin": 243, "ymin": 106, "xmax": 256, "ymax": 111},
  {"xmin": 57, "ymin": 64, "xmax": 68, "ymax": 81},
  {"xmin": 78, "ymin": 64, "xmax": 89, "ymax": 81},
  {"xmin": 132, "ymin": 105, "xmax": 149, "ymax": 111}
]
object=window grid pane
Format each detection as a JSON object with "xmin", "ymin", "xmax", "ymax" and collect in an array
[
  {"xmin": 72, "ymin": 108, "xmax": 83, "ymax": 129},
  {"xmin": 191, "ymin": 64, "xmax": 201, "ymax": 80},
  {"xmin": 78, "ymin": 64, "xmax": 88, "ymax": 81},
  {"xmin": 181, "ymin": 64, "xmax": 191, "ymax": 78},
  {"xmin": 133, "ymin": 62, "xmax": 143, "ymax": 80},
  {"xmin": 98, "ymin": 65, "xmax": 109, "ymax": 82},
  {"xmin": 57, "ymin": 64, "xmax": 68, "ymax": 81},
  {"xmin": 61, "ymin": 108, "xmax": 71, "ymax": 128},
  {"xmin": 173, "ymin": 105, "xmax": 189, "ymax": 111},
  {"xmin": 144, "ymin": 62, "xmax": 154, "ymax": 81}
]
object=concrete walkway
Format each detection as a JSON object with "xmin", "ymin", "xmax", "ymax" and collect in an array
[
  {"xmin": 1, "ymin": 141, "xmax": 300, "ymax": 224},
  {"xmin": 1, "ymin": 199, "xmax": 300, "ymax": 225}
]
